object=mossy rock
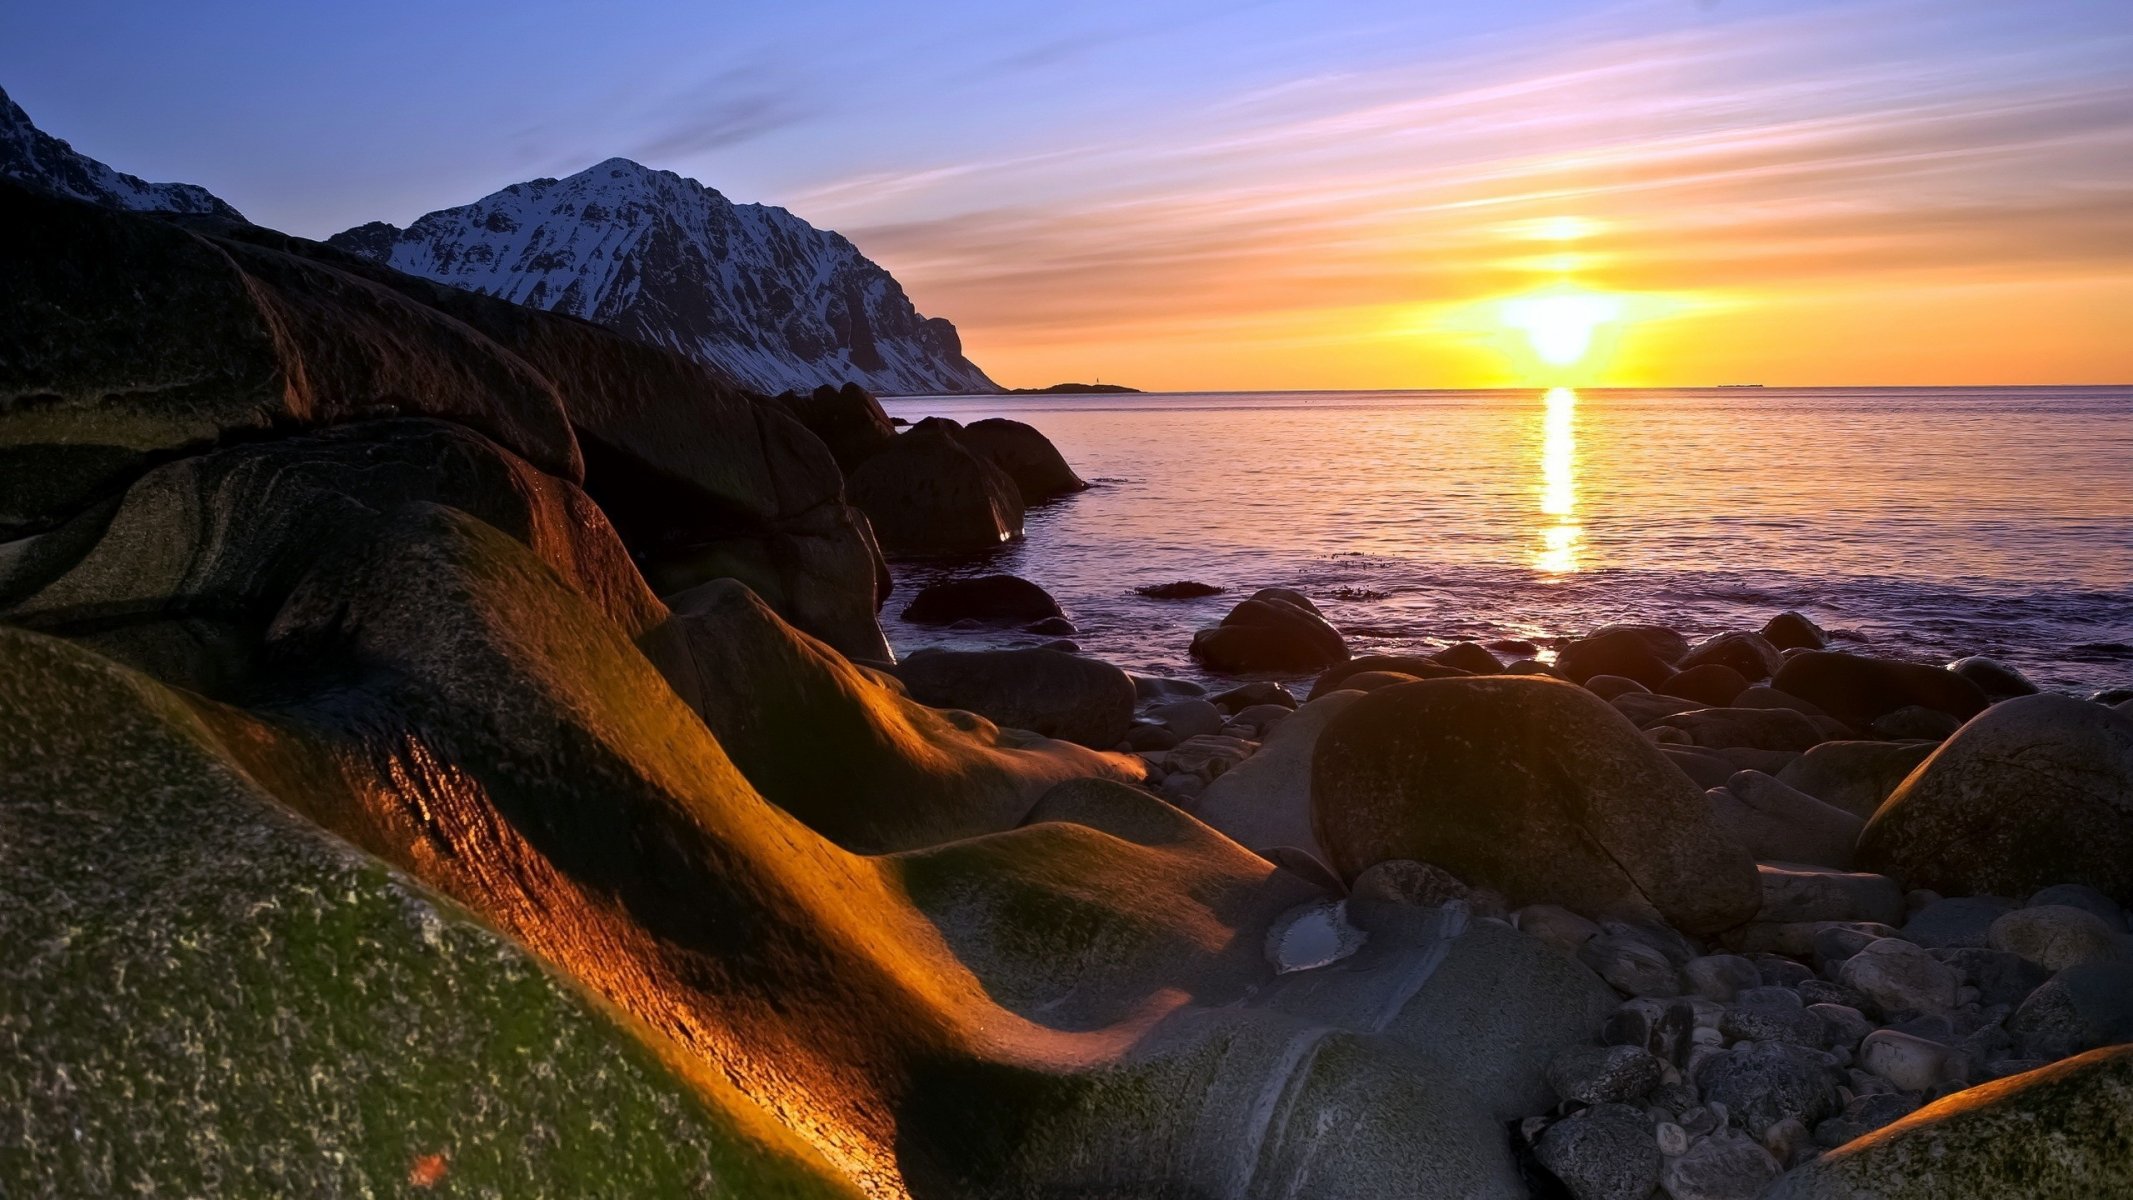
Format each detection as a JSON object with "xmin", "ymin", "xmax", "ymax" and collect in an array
[{"xmin": 0, "ymin": 626, "xmax": 857, "ymax": 1198}]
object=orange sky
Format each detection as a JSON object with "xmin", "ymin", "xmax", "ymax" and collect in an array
[{"xmin": 798, "ymin": 4, "xmax": 2133, "ymax": 390}]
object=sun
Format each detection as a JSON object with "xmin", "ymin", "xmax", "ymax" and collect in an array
[{"xmin": 1502, "ymin": 288, "xmax": 1622, "ymax": 367}]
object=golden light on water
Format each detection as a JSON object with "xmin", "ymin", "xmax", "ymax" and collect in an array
[{"xmin": 1535, "ymin": 386, "xmax": 1580, "ymax": 574}]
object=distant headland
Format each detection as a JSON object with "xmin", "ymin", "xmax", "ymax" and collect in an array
[{"xmin": 1007, "ymin": 382, "xmax": 1143, "ymax": 394}]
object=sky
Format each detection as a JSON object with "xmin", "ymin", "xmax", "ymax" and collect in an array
[{"xmin": 4, "ymin": 0, "xmax": 2130, "ymax": 389}]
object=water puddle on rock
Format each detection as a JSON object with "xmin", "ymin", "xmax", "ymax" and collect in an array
[{"xmin": 1265, "ymin": 899, "xmax": 1368, "ymax": 973}]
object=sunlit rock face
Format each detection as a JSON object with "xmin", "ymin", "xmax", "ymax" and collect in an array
[{"xmin": 327, "ymin": 157, "xmax": 999, "ymax": 397}]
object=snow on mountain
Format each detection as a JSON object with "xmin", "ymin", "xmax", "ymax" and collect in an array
[
  {"xmin": 0, "ymin": 86, "xmax": 243, "ymax": 220},
  {"xmin": 329, "ymin": 158, "xmax": 999, "ymax": 396}
]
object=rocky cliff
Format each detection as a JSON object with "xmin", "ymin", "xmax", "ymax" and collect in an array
[
  {"xmin": 0, "ymin": 85, "xmax": 242, "ymax": 220},
  {"xmin": 329, "ymin": 158, "xmax": 998, "ymax": 397}
]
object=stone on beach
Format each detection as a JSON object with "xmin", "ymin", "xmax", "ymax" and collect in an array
[
  {"xmin": 1761, "ymin": 611, "xmax": 1830, "ymax": 652},
  {"xmin": 900, "ymin": 573, "xmax": 1063, "ymax": 623},
  {"xmin": 1987, "ymin": 905, "xmax": 2130, "ymax": 973},
  {"xmin": 1678, "ymin": 631, "xmax": 1785, "ymax": 682},
  {"xmin": 847, "ymin": 417, "xmax": 1026, "ymax": 553},
  {"xmin": 1195, "ymin": 692, "xmax": 1362, "ymax": 861},
  {"xmin": 1660, "ymin": 663, "xmax": 1751, "ymax": 707},
  {"xmin": 894, "ymin": 647, "xmax": 1136, "ymax": 748},
  {"xmin": 1838, "ymin": 938, "xmax": 1961, "ymax": 1015},
  {"xmin": 1311, "ymin": 676, "xmax": 1760, "ymax": 933},
  {"xmin": 1756, "ymin": 864, "xmax": 1906, "ymax": 926},
  {"xmin": 1556, "ymin": 627, "xmax": 1682, "ymax": 688},
  {"xmin": 1190, "ymin": 588, "xmax": 1350, "ymax": 673},
  {"xmin": 1774, "ymin": 739, "xmax": 1937, "ymax": 821},
  {"xmin": 1769, "ymin": 650, "xmax": 1989, "ymax": 730},
  {"xmin": 1707, "ymin": 771, "xmax": 1864, "ymax": 869},
  {"xmin": 1310, "ymin": 654, "xmax": 1470, "ymax": 697},
  {"xmin": 1533, "ymin": 1103, "xmax": 1662, "ymax": 1200},
  {"xmin": 953, "ymin": 416, "xmax": 1087, "ymax": 503}
]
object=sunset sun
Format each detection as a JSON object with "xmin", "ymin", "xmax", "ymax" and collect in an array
[{"xmin": 1502, "ymin": 288, "xmax": 1622, "ymax": 368}]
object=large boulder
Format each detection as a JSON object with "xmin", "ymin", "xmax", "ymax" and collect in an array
[
  {"xmin": 1678, "ymin": 631, "xmax": 1784, "ymax": 681},
  {"xmin": 1857, "ymin": 695, "xmax": 2133, "ymax": 904},
  {"xmin": 779, "ymin": 382, "xmax": 897, "ymax": 473},
  {"xmin": 1196, "ymin": 692, "xmax": 1363, "ymax": 861},
  {"xmin": 894, "ymin": 647, "xmax": 1136, "ymax": 749},
  {"xmin": 1776, "ymin": 740, "xmax": 1938, "ymax": 821},
  {"xmin": 845, "ymin": 417, "xmax": 1025, "ymax": 553},
  {"xmin": 1764, "ymin": 1046, "xmax": 2133, "ymax": 1199},
  {"xmin": 1555, "ymin": 627, "xmax": 1680, "ymax": 688},
  {"xmin": 1708, "ymin": 771, "xmax": 1864, "ymax": 869},
  {"xmin": 1192, "ymin": 589, "xmax": 1349, "ymax": 674},
  {"xmin": 1762, "ymin": 610, "xmax": 1829, "ymax": 651},
  {"xmin": 1771, "ymin": 650, "xmax": 1990, "ymax": 729},
  {"xmin": 1310, "ymin": 676, "xmax": 1761, "ymax": 933},
  {"xmin": 955, "ymin": 417, "xmax": 1086, "ymax": 502},
  {"xmin": 1311, "ymin": 654, "xmax": 1468, "ymax": 698}
]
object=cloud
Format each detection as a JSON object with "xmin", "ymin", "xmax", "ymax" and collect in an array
[{"xmin": 629, "ymin": 68, "xmax": 821, "ymax": 162}]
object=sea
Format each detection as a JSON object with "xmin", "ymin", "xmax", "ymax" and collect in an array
[{"xmin": 875, "ymin": 387, "xmax": 2133, "ymax": 695}]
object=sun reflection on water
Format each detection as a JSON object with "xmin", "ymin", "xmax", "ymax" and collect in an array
[{"xmin": 1536, "ymin": 386, "xmax": 1580, "ymax": 574}]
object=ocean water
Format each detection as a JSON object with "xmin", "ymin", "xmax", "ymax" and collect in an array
[{"xmin": 875, "ymin": 388, "xmax": 2133, "ymax": 694}]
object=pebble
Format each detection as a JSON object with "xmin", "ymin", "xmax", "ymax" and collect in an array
[
  {"xmin": 1695, "ymin": 1041, "xmax": 1842, "ymax": 1132},
  {"xmin": 1838, "ymin": 938, "xmax": 1961, "ymax": 1014},
  {"xmin": 1533, "ymin": 1103, "xmax": 1662, "ymax": 1200},
  {"xmin": 1808, "ymin": 1003, "xmax": 1875, "ymax": 1051},
  {"xmin": 1661, "ymin": 1129, "xmax": 1781, "ymax": 1200},
  {"xmin": 1656, "ymin": 1121, "xmax": 1690, "ymax": 1156},
  {"xmin": 1548, "ymin": 1042, "xmax": 1667, "ymax": 1105},
  {"xmin": 1719, "ymin": 988, "xmax": 1825, "ymax": 1049},
  {"xmin": 1683, "ymin": 954, "xmax": 1762, "ymax": 1002},
  {"xmin": 1986, "ymin": 905, "xmax": 2130, "ymax": 972},
  {"xmin": 1760, "ymin": 1116, "xmax": 1813, "ymax": 1167},
  {"xmin": 1602, "ymin": 997, "xmax": 1696, "ymax": 1065},
  {"xmin": 1858, "ymin": 1029, "xmax": 1961, "ymax": 1092}
]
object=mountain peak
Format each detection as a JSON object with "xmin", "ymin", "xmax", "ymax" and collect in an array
[
  {"xmin": 0, "ymin": 85, "xmax": 243, "ymax": 221},
  {"xmin": 329, "ymin": 161, "xmax": 996, "ymax": 396}
]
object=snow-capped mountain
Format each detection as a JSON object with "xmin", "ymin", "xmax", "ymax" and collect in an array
[
  {"xmin": 0, "ymin": 86, "xmax": 242, "ymax": 220},
  {"xmin": 330, "ymin": 158, "xmax": 998, "ymax": 396}
]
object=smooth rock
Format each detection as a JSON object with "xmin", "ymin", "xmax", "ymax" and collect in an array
[
  {"xmin": 1839, "ymin": 939, "xmax": 1961, "ymax": 1015},
  {"xmin": 1679, "ymin": 632, "xmax": 1784, "ymax": 682},
  {"xmin": 895, "ymin": 647, "xmax": 1135, "ymax": 748},
  {"xmin": 1581, "ymin": 933, "xmax": 1688, "ymax": 997},
  {"xmin": 2008, "ymin": 961, "xmax": 2133, "ymax": 1060},
  {"xmin": 1867, "ymin": 705, "xmax": 1961, "ymax": 741},
  {"xmin": 1987, "ymin": 905, "xmax": 2130, "ymax": 972},
  {"xmin": 1775, "ymin": 740, "xmax": 1937, "ymax": 822},
  {"xmin": 1191, "ymin": 589, "xmax": 1349, "ymax": 674},
  {"xmin": 1902, "ymin": 895, "xmax": 2017, "ymax": 949},
  {"xmin": 1731, "ymin": 685, "xmax": 1828, "ymax": 718},
  {"xmin": 1771, "ymin": 651, "xmax": 1990, "ymax": 730},
  {"xmin": 1309, "ymin": 654, "xmax": 1469, "ymax": 697},
  {"xmin": 1534, "ymin": 1103, "xmax": 1663, "ymax": 1200},
  {"xmin": 847, "ymin": 418, "xmax": 1025, "ymax": 553},
  {"xmin": 954, "ymin": 417, "xmax": 1086, "ymax": 503},
  {"xmin": 1810, "ymin": 1091, "xmax": 1919, "ymax": 1150},
  {"xmin": 1858, "ymin": 1029, "xmax": 1961, "ymax": 1092},
  {"xmin": 1931, "ymin": 946, "xmax": 2049, "ymax": 1009},
  {"xmin": 1708, "ymin": 772, "xmax": 1863, "ymax": 869},
  {"xmin": 1149, "ymin": 698, "xmax": 1226, "ymax": 739},
  {"xmin": 1519, "ymin": 904, "xmax": 1604, "ymax": 954},
  {"xmin": 1586, "ymin": 674, "xmax": 1652, "ymax": 700},
  {"xmin": 2027, "ymin": 883, "xmax": 2128, "ymax": 930},
  {"xmin": 1194, "ymin": 692, "xmax": 1360, "ymax": 860},
  {"xmin": 1695, "ymin": 1041, "xmax": 1843, "ymax": 1132},
  {"xmin": 1719, "ymin": 989, "xmax": 1826, "ymax": 1049},
  {"xmin": 1433, "ymin": 641, "xmax": 1504, "ymax": 674},
  {"xmin": 1684, "ymin": 955, "xmax": 1764, "ymax": 1003},
  {"xmin": 1662, "ymin": 664, "xmax": 1751, "ymax": 707},
  {"xmin": 1812, "ymin": 1004, "xmax": 1876, "ymax": 1051},
  {"xmin": 1762, "ymin": 612, "xmax": 1829, "ymax": 652},
  {"xmin": 1757, "ymin": 864, "xmax": 1905, "ymax": 926},
  {"xmin": 1662, "ymin": 1129, "xmax": 1782, "ymax": 1200},
  {"xmin": 1861, "ymin": 695, "xmax": 2133, "ymax": 905},
  {"xmin": 1671, "ymin": 706, "xmax": 1826, "ymax": 751},
  {"xmin": 1312, "ymin": 676, "xmax": 1760, "ymax": 933},
  {"xmin": 1212, "ymin": 680, "xmax": 1297, "ymax": 712},
  {"xmin": 902, "ymin": 574, "xmax": 1063, "ymax": 623},
  {"xmin": 1947, "ymin": 654, "xmax": 2039, "ymax": 700},
  {"xmin": 1135, "ymin": 579, "xmax": 1224, "ymax": 600},
  {"xmin": 1557, "ymin": 628, "xmax": 1681, "ymax": 688}
]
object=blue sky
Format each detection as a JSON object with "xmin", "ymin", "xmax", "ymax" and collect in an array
[{"xmin": 5, "ymin": 0, "xmax": 2129, "ymax": 386}]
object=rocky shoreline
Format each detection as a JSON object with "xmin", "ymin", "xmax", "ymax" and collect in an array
[{"xmin": 5, "ymin": 176, "xmax": 2132, "ymax": 1198}]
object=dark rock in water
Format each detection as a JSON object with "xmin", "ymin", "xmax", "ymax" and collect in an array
[
  {"xmin": 1591, "ymin": 623, "xmax": 1690, "ymax": 663},
  {"xmin": 1776, "ymin": 740, "xmax": 1938, "ymax": 822},
  {"xmin": 846, "ymin": 417, "xmax": 1025, "ymax": 553},
  {"xmin": 1765, "ymin": 1046, "xmax": 2133, "ymax": 1199},
  {"xmin": 1661, "ymin": 663, "xmax": 1750, "ymax": 707},
  {"xmin": 1585, "ymin": 674, "xmax": 1651, "ymax": 700},
  {"xmin": 1026, "ymin": 618, "xmax": 1077, "ymax": 637},
  {"xmin": 1869, "ymin": 705, "xmax": 1961, "ymax": 741},
  {"xmin": 779, "ymin": 382, "xmax": 897, "ymax": 473},
  {"xmin": 1191, "ymin": 589, "xmax": 1348, "ymax": 674},
  {"xmin": 956, "ymin": 417, "xmax": 1086, "ymax": 503},
  {"xmin": 1556, "ymin": 628, "xmax": 1679, "ymax": 688},
  {"xmin": 2009, "ymin": 962, "xmax": 2133, "ymax": 1059},
  {"xmin": 1136, "ymin": 580, "xmax": 1224, "ymax": 599},
  {"xmin": 1489, "ymin": 638, "xmax": 1541, "ymax": 657},
  {"xmin": 1433, "ymin": 641, "xmax": 1505, "ymax": 675},
  {"xmin": 894, "ymin": 647, "xmax": 1135, "ymax": 748},
  {"xmin": 1132, "ymin": 674, "xmax": 1206, "ymax": 702},
  {"xmin": 1533, "ymin": 1103, "xmax": 1661, "ymax": 1200},
  {"xmin": 1771, "ymin": 650, "xmax": 1990, "ymax": 730},
  {"xmin": 1947, "ymin": 654, "xmax": 2040, "ymax": 700},
  {"xmin": 1503, "ymin": 658, "xmax": 1566, "ymax": 678},
  {"xmin": 1695, "ymin": 1040, "xmax": 1842, "ymax": 1132},
  {"xmin": 1763, "ymin": 610, "xmax": 1830, "ymax": 651},
  {"xmin": 1311, "ymin": 675, "xmax": 1760, "ymax": 933},
  {"xmin": 901, "ymin": 574, "xmax": 1063, "ymax": 623},
  {"xmin": 1680, "ymin": 631, "xmax": 1785, "ymax": 682},
  {"xmin": 2093, "ymin": 686, "xmax": 2133, "ymax": 705},
  {"xmin": 1212, "ymin": 680, "xmax": 1297, "ymax": 712},
  {"xmin": 1669, "ymin": 705, "xmax": 1825, "ymax": 751},
  {"xmin": 1858, "ymin": 694, "xmax": 2133, "ymax": 905},
  {"xmin": 1312, "ymin": 654, "xmax": 1469, "ymax": 698}
]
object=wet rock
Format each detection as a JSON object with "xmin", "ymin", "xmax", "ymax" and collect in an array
[
  {"xmin": 1582, "ymin": 933, "xmax": 1687, "ymax": 997},
  {"xmin": 1670, "ymin": 706, "xmax": 1826, "ymax": 751},
  {"xmin": 1534, "ymin": 1103, "xmax": 1663, "ymax": 1200},
  {"xmin": 1695, "ymin": 1041, "xmax": 1843, "ymax": 1132},
  {"xmin": 1195, "ymin": 692, "xmax": 1360, "ymax": 860},
  {"xmin": 1858, "ymin": 1029, "xmax": 1962, "ymax": 1092},
  {"xmin": 1679, "ymin": 632, "xmax": 1785, "ymax": 682},
  {"xmin": 1025, "ymin": 618, "xmax": 1078, "ymax": 637},
  {"xmin": 1433, "ymin": 641, "xmax": 1504, "ymax": 674},
  {"xmin": 1662, "ymin": 1128, "xmax": 1782, "ymax": 1199},
  {"xmin": 1762, "ymin": 612, "xmax": 1829, "ymax": 652},
  {"xmin": 1859, "ymin": 695, "xmax": 2133, "ymax": 904},
  {"xmin": 1661, "ymin": 664, "xmax": 1751, "ymax": 707},
  {"xmin": 1765, "ymin": 1046, "xmax": 2133, "ymax": 1199},
  {"xmin": 1775, "ymin": 739, "xmax": 1938, "ymax": 822},
  {"xmin": 1810, "ymin": 1091, "xmax": 1920, "ymax": 1149},
  {"xmin": 1947, "ymin": 654, "xmax": 2039, "ymax": 700},
  {"xmin": 1557, "ymin": 628, "xmax": 1681, "ymax": 688},
  {"xmin": 1228, "ymin": 703, "xmax": 1295, "ymax": 737},
  {"xmin": 2027, "ymin": 883, "xmax": 2129, "ymax": 930},
  {"xmin": 1308, "ymin": 654, "xmax": 1469, "ymax": 697},
  {"xmin": 1757, "ymin": 864, "xmax": 1905, "ymax": 926},
  {"xmin": 1132, "ymin": 674, "xmax": 1205, "ymax": 702},
  {"xmin": 1708, "ymin": 771, "xmax": 1863, "ymax": 869},
  {"xmin": 1313, "ymin": 676, "xmax": 1760, "ymax": 932},
  {"xmin": 1987, "ymin": 905, "xmax": 2130, "ymax": 972},
  {"xmin": 1867, "ymin": 705, "xmax": 1961, "ymax": 741},
  {"xmin": 1771, "ymin": 651, "xmax": 1990, "ymax": 730},
  {"xmin": 955, "ymin": 416, "xmax": 1086, "ymax": 503},
  {"xmin": 1684, "ymin": 955, "xmax": 1764, "ymax": 1003},
  {"xmin": 847, "ymin": 417, "xmax": 1025, "ymax": 553},
  {"xmin": 901, "ymin": 573, "xmax": 1063, "ymax": 623},
  {"xmin": 1902, "ymin": 895, "xmax": 2016, "ymax": 949},
  {"xmin": 896, "ymin": 647, "xmax": 1135, "ymax": 748},
  {"xmin": 1212, "ymin": 680, "xmax": 1297, "ymax": 712},
  {"xmin": 1549, "ymin": 1043, "xmax": 1667, "ymax": 1105},
  {"xmin": 1159, "ymin": 733, "xmax": 1256, "ymax": 781},
  {"xmin": 1148, "ymin": 698, "xmax": 1226, "ymax": 739},
  {"xmin": 2008, "ymin": 961, "xmax": 2133, "ymax": 1059},
  {"xmin": 1191, "ymin": 589, "xmax": 1348, "ymax": 674},
  {"xmin": 1135, "ymin": 579, "xmax": 1223, "ymax": 600},
  {"xmin": 1839, "ymin": 939, "xmax": 1961, "ymax": 1015}
]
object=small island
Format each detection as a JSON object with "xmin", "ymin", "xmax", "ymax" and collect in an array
[{"xmin": 1007, "ymin": 382, "xmax": 1143, "ymax": 394}]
